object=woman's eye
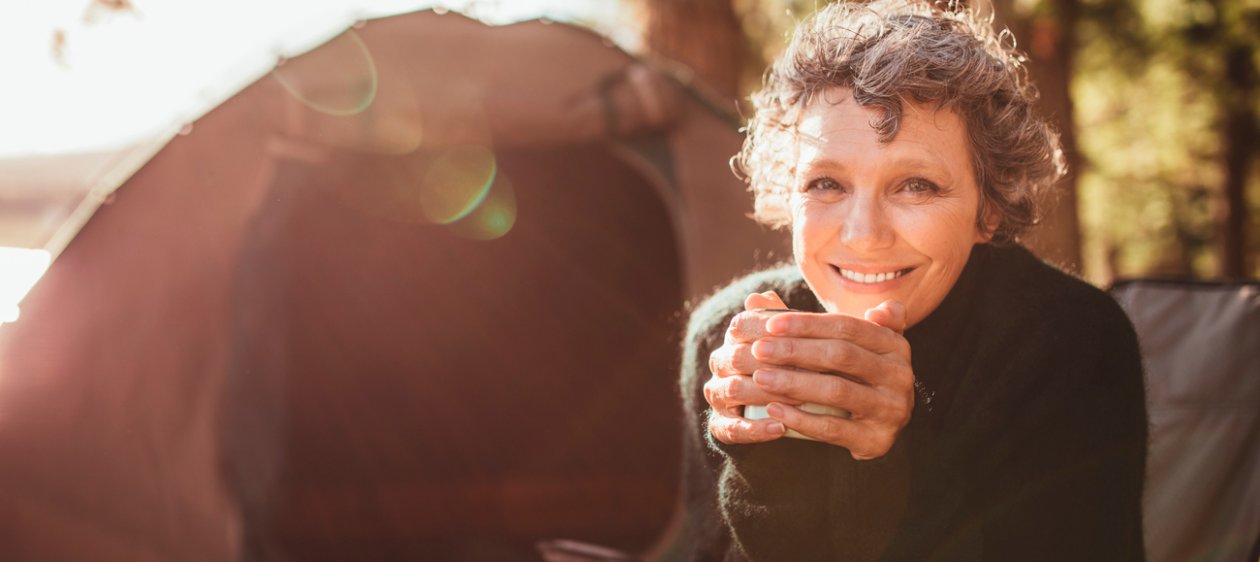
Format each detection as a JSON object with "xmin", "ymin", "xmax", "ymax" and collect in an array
[
  {"xmin": 902, "ymin": 178, "xmax": 941, "ymax": 195},
  {"xmin": 806, "ymin": 177, "xmax": 842, "ymax": 191}
]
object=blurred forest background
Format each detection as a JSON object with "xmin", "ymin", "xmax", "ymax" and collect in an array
[
  {"xmin": 632, "ymin": 0, "xmax": 1260, "ymax": 284},
  {"xmin": 64, "ymin": 0, "xmax": 1260, "ymax": 285}
]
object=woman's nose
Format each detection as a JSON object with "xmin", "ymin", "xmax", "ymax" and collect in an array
[{"xmin": 838, "ymin": 195, "xmax": 895, "ymax": 250}]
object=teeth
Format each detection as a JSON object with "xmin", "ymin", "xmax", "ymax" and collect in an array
[{"xmin": 839, "ymin": 268, "xmax": 905, "ymax": 284}]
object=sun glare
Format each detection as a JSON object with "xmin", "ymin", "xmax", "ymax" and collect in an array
[
  {"xmin": 0, "ymin": 0, "xmax": 629, "ymax": 158},
  {"xmin": 0, "ymin": 248, "xmax": 52, "ymax": 325},
  {"xmin": 0, "ymin": 0, "xmax": 622, "ymax": 326}
]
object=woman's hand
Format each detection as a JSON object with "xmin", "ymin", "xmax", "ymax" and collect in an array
[
  {"xmin": 703, "ymin": 291, "xmax": 798, "ymax": 444},
  {"xmin": 751, "ymin": 301, "xmax": 914, "ymax": 460}
]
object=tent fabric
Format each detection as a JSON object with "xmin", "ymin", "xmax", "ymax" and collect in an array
[
  {"xmin": 274, "ymin": 11, "xmax": 788, "ymax": 298},
  {"xmin": 0, "ymin": 11, "xmax": 783, "ymax": 561},
  {"xmin": 0, "ymin": 85, "xmax": 270, "ymax": 562},
  {"xmin": 225, "ymin": 146, "xmax": 685, "ymax": 561},
  {"xmin": 1111, "ymin": 280, "xmax": 1260, "ymax": 562}
]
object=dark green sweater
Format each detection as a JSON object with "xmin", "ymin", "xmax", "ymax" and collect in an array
[{"xmin": 679, "ymin": 244, "xmax": 1147, "ymax": 562}]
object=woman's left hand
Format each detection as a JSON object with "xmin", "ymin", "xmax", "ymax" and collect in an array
[{"xmin": 750, "ymin": 301, "xmax": 915, "ymax": 460}]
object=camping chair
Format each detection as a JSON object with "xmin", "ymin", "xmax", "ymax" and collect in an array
[{"xmin": 1111, "ymin": 279, "xmax": 1260, "ymax": 562}]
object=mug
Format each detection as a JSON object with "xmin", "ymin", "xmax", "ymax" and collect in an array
[{"xmin": 742, "ymin": 308, "xmax": 851, "ymax": 441}]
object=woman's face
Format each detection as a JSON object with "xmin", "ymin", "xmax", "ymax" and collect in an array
[{"xmin": 790, "ymin": 88, "xmax": 991, "ymax": 328}]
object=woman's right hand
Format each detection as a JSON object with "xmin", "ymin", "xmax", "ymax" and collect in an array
[{"xmin": 704, "ymin": 291, "xmax": 800, "ymax": 444}]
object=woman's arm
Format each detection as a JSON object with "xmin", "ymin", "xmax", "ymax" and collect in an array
[{"xmin": 677, "ymin": 297, "xmax": 739, "ymax": 562}]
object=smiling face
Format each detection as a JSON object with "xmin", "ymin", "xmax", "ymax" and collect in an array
[{"xmin": 790, "ymin": 88, "xmax": 993, "ymax": 328}]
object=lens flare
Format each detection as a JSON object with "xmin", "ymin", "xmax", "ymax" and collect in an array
[
  {"xmin": 448, "ymin": 172, "xmax": 517, "ymax": 240},
  {"xmin": 418, "ymin": 145, "xmax": 496, "ymax": 224},
  {"xmin": 272, "ymin": 30, "xmax": 378, "ymax": 117}
]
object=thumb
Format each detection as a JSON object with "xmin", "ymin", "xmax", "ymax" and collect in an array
[
  {"xmin": 744, "ymin": 290, "xmax": 788, "ymax": 311},
  {"xmin": 864, "ymin": 300, "xmax": 907, "ymax": 334}
]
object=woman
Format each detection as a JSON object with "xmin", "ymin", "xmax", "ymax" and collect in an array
[{"xmin": 678, "ymin": 1, "xmax": 1148, "ymax": 561}]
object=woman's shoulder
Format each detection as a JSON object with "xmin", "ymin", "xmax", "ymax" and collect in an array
[
  {"xmin": 957, "ymin": 245, "xmax": 1146, "ymax": 427},
  {"xmin": 684, "ymin": 265, "xmax": 814, "ymax": 346},
  {"xmin": 972, "ymin": 243, "xmax": 1144, "ymax": 362},
  {"xmin": 978, "ymin": 244, "xmax": 1134, "ymax": 340}
]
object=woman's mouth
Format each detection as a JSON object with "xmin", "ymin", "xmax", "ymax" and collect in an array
[{"xmin": 833, "ymin": 266, "xmax": 914, "ymax": 285}]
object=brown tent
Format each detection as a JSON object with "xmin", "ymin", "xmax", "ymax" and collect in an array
[{"xmin": 0, "ymin": 11, "xmax": 786, "ymax": 562}]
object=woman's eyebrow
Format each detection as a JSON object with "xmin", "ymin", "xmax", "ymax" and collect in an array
[
  {"xmin": 797, "ymin": 154, "xmax": 955, "ymax": 180},
  {"xmin": 795, "ymin": 156, "xmax": 848, "ymax": 175},
  {"xmin": 891, "ymin": 157, "xmax": 954, "ymax": 179}
]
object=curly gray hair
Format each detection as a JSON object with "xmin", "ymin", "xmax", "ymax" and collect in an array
[{"xmin": 733, "ymin": 0, "xmax": 1066, "ymax": 243}]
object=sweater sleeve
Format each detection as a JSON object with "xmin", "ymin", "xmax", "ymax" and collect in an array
[
  {"xmin": 965, "ymin": 293, "xmax": 1148, "ymax": 561},
  {"xmin": 677, "ymin": 291, "xmax": 740, "ymax": 562}
]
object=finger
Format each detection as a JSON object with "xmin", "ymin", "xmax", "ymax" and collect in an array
[
  {"xmin": 750, "ymin": 337, "xmax": 886, "ymax": 383},
  {"xmin": 725, "ymin": 309, "xmax": 785, "ymax": 344},
  {"xmin": 704, "ymin": 373, "xmax": 798, "ymax": 411},
  {"xmin": 764, "ymin": 313, "xmax": 904, "ymax": 355},
  {"xmin": 864, "ymin": 300, "xmax": 908, "ymax": 334},
  {"xmin": 752, "ymin": 367, "xmax": 880, "ymax": 414},
  {"xmin": 743, "ymin": 290, "xmax": 787, "ymax": 311},
  {"xmin": 764, "ymin": 402, "xmax": 895, "ymax": 460},
  {"xmin": 708, "ymin": 342, "xmax": 760, "ymax": 377},
  {"xmin": 709, "ymin": 410, "xmax": 786, "ymax": 444}
]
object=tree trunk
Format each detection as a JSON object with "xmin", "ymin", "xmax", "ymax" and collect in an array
[
  {"xmin": 1218, "ymin": 44, "xmax": 1256, "ymax": 279},
  {"xmin": 994, "ymin": 0, "xmax": 1084, "ymax": 273},
  {"xmin": 642, "ymin": 0, "xmax": 743, "ymax": 100}
]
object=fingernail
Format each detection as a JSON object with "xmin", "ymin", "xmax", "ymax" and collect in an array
[
  {"xmin": 766, "ymin": 421, "xmax": 785, "ymax": 435},
  {"xmin": 753, "ymin": 369, "xmax": 779, "ymax": 386},
  {"xmin": 765, "ymin": 315, "xmax": 789, "ymax": 335},
  {"xmin": 752, "ymin": 340, "xmax": 778, "ymax": 357},
  {"xmin": 767, "ymin": 403, "xmax": 785, "ymax": 418}
]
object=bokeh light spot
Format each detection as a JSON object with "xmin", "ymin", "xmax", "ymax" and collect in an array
[
  {"xmin": 448, "ymin": 173, "xmax": 517, "ymax": 241},
  {"xmin": 419, "ymin": 145, "xmax": 496, "ymax": 224},
  {"xmin": 272, "ymin": 30, "xmax": 378, "ymax": 117}
]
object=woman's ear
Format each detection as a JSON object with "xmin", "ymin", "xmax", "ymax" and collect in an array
[{"xmin": 975, "ymin": 203, "xmax": 1001, "ymax": 243}]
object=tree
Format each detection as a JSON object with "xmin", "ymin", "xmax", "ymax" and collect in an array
[
  {"xmin": 1074, "ymin": 0, "xmax": 1258, "ymax": 280},
  {"xmin": 1210, "ymin": 3, "xmax": 1258, "ymax": 278},
  {"xmin": 992, "ymin": 0, "xmax": 1085, "ymax": 272},
  {"xmin": 641, "ymin": 0, "xmax": 745, "ymax": 101}
]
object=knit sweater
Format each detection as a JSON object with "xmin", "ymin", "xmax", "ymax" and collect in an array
[{"xmin": 678, "ymin": 244, "xmax": 1147, "ymax": 562}]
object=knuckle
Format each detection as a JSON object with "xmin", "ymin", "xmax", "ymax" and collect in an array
[
  {"xmin": 835, "ymin": 318, "xmax": 857, "ymax": 340},
  {"xmin": 855, "ymin": 437, "xmax": 892, "ymax": 460},
  {"xmin": 886, "ymin": 362, "xmax": 914, "ymax": 389},
  {"xmin": 894, "ymin": 337, "xmax": 912, "ymax": 357},
  {"xmin": 721, "ymin": 378, "xmax": 742, "ymax": 404},
  {"xmin": 727, "ymin": 312, "xmax": 747, "ymax": 338},
  {"xmin": 891, "ymin": 397, "xmax": 912, "ymax": 421},
  {"xmin": 708, "ymin": 415, "xmax": 733, "ymax": 443},
  {"xmin": 703, "ymin": 379, "xmax": 720, "ymax": 407},
  {"xmin": 731, "ymin": 343, "xmax": 756, "ymax": 372},
  {"xmin": 780, "ymin": 338, "xmax": 796, "ymax": 356},
  {"xmin": 824, "ymin": 378, "xmax": 849, "ymax": 405},
  {"xmin": 828, "ymin": 342, "xmax": 853, "ymax": 368},
  {"xmin": 708, "ymin": 419, "xmax": 727, "ymax": 443},
  {"xmin": 874, "ymin": 428, "xmax": 897, "ymax": 453}
]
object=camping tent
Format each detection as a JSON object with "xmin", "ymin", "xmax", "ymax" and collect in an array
[{"xmin": 0, "ymin": 10, "xmax": 786, "ymax": 561}]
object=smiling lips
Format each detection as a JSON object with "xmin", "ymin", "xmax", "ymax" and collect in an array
[{"xmin": 834, "ymin": 266, "xmax": 913, "ymax": 285}]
